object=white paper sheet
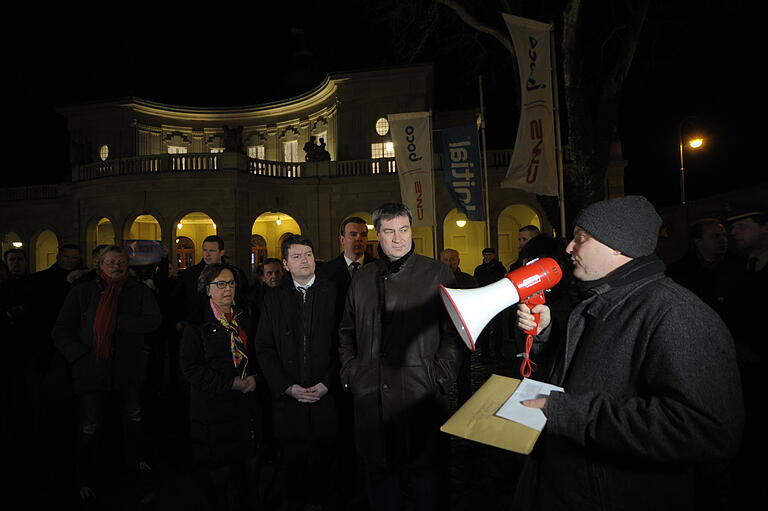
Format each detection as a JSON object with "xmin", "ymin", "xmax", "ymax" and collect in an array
[{"xmin": 494, "ymin": 378, "xmax": 564, "ymax": 431}]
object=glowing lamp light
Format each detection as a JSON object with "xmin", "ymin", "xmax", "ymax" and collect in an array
[
  {"xmin": 366, "ymin": 224, "xmax": 374, "ymax": 230},
  {"xmin": 12, "ymin": 241, "xmax": 23, "ymax": 248},
  {"xmin": 688, "ymin": 138, "xmax": 704, "ymax": 149},
  {"xmin": 276, "ymin": 217, "xmax": 282, "ymax": 226},
  {"xmin": 177, "ymin": 223, "xmax": 183, "ymax": 230},
  {"xmin": 212, "ymin": 223, "xmax": 217, "ymax": 229},
  {"xmin": 456, "ymin": 220, "xmax": 467, "ymax": 228}
]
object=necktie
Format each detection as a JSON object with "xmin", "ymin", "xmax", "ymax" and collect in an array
[
  {"xmin": 297, "ymin": 285, "xmax": 308, "ymax": 302},
  {"xmin": 349, "ymin": 261, "xmax": 360, "ymax": 276}
]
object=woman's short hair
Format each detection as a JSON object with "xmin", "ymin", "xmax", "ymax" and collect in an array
[
  {"xmin": 197, "ymin": 263, "xmax": 237, "ymax": 294},
  {"xmin": 97, "ymin": 245, "xmax": 127, "ymax": 266}
]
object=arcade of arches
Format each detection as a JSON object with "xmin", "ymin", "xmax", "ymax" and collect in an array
[{"xmin": 3, "ymin": 203, "xmax": 545, "ymax": 274}]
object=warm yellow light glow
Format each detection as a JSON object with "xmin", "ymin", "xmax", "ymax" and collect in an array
[
  {"xmin": 456, "ymin": 219, "xmax": 467, "ymax": 228},
  {"xmin": 385, "ymin": 142, "xmax": 394, "ymax": 153},
  {"xmin": 212, "ymin": 223, "xmax": 216, "ymax": 229},
  {"xmin": 175, "ymin": 238, "xmax": 179, "ymax": 244},
  {"xmin": 12, "ymin": 241, "xmax": 23, "ymax": 248},
  {"xmin": 276, "ymin": 217, "xmax": 282, "ymax": 226},
  {"xmin": 177, "ymin": 223, "xmax": 183, "ymax": 229},
  {"xmin": 366, "ymin": 224, "xmax": 374, "ymax": 230},
  {"xmin": 688, "ymin": 138, "xmax": 704, "ymax": 149}
]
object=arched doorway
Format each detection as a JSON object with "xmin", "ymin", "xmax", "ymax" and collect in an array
[
  {"xmin": 175, "ymin": 212, "xmax": 217, "ymax": 265},
  {"xmin": 497, "ymin": 204, "xmax": 541, "ymax": 268},
  {"xmin": 342, "ymin": 211, "xmax": 377, "ymax": 257},
  {"xmin": 251, "ymin": 212, "xmax": 300, "ymax": 259},
  {"xmin": 34, "ymin": 229, "xmax": 59, "ymax": 272},
  {"xmin": 411, "ymin": 226, "xmax": 435, "ymax": 258},
  {"xmin": 86, "ymin": 217, "xmax": 116, "ymax": 255},
  {"xmin": 127, "ymin": 214, "xmax": 162, "ymax": 241},
  {"xmin": 442, "ymin": 209, "xmax": 486, "ymax": 272},
  {"xmin": 250, "ymin": 234, "xmax": 267, "ymax": 271},
  {"xmin": 176, "ymin": 236, "xmax": 195, "ymax": 269}
]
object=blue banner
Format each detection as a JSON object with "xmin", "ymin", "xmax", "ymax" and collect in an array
[{"xmin": 440, "ymin": 125, "xmax": 485, "ymax": 221}]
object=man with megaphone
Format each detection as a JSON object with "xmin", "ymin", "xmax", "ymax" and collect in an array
[{"xmin": 510, "ymin": 195, "xmax": 744, "ymax": 510}]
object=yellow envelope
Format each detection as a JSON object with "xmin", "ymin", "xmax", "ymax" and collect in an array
[{"xmin": 441, "ymin": 374, "xmax": 540, "ymax": 454}]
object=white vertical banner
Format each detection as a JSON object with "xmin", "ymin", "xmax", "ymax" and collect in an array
[
  {"xmin": 388, "ymin": 112, "xmax": 436, "ymax": 227},
  {"xmin": 501, "ymin": 13, "xmax": 559, "ymax": 196}
]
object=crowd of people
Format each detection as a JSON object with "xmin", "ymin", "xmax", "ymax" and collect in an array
[{"xmin": 1, "ymin": 198, "xmax": 764, "ymax": 510}]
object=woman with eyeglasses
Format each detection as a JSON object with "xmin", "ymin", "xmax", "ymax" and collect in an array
[{"xmin": 180, "ymin": 263, "xmax": 257, "ymax": 510}]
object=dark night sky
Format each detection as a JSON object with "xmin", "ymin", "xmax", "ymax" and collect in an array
[{"xmin": 5, "ymin": 1, "xmax": 762, "ymax": 209}]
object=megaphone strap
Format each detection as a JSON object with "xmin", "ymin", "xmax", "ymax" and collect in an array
[{"xmin": 518, "ymin": 333, "xmax": 537, "ymax": 378}]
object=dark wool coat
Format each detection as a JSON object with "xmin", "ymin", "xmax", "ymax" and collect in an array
[
  {"xmin": 338, "ymin": 253, "xmax": 463, "ymax": 465},
  {"xmin": 513, "ymin": 258, "xmax": 745, "ymax": 511},
  {"xmin": 180, "ymin": 304, "xmax": 256, "ymax": 466},
  {"xmin": 254, "ymin": 276, "xmax": 339, "ymax": 441},
  {"xmin": 53, "ymin": 277, "xmax": 161, "ymax": 395}
]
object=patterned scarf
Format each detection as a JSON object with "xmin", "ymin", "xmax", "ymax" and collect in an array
[
  {"xmin": 209, "ymin": 298, "xmax": 249, "ymax": 378},
  {"xmin": 92, "ymin": 271, "xmax": 128, "ymax": 360}
]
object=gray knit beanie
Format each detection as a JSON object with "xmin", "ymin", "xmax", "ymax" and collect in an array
[{"xmin": 574, "ymin": 195, "xmax": 662, "ymax": 257}]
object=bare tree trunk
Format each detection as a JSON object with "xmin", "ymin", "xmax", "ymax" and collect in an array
[{"xmin": 562, "ymin": 0, "xmax": 649, "ymax": 216}]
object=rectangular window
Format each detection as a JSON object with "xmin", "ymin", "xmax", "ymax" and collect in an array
[
  {"xmin": 210, "ymin": 147, "xmax": 224, "ymax": 154},
  {"xmin": 370, "ymin": 142, "xmax": 395, "ymax": 173},
  {"xmin": 370, "ymin": 142, "xmax": 395, "ymax": 159},
  {"xmin": 167, "ymin": 145, "xmax": 188, "ymax": 154},
  {"xmin": 283, "ymin": 140, "xmax": 299, "ymax": 162},
  {"xmin": 248, "ymin": 145, "xmax": 266, "ymax": 159}
]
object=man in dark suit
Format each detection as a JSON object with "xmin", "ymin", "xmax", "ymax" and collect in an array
[
  {"xmin": 254, "ymin": 234, "xmax": 339, "ymax": 511},
  {"xmin": 317, "ymin": 216, "xmax": 375, "ymax": 317}
]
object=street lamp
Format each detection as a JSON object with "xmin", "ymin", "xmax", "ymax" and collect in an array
[{"xmin": 678, "ymin": 122, "xmax": 705, "ymax": 205}]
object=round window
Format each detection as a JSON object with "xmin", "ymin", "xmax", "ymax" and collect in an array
[
  {"xmin": 99, "ymin": 145, "xmax": 109, "ymax": 161},
  {"xmin": 375, "ymin": 117, "xmax": 389, "ymax": 136}
]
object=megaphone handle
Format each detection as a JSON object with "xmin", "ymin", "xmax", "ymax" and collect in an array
[
  {"xmin": 522, "ymin": 292, "xmax": 546, "ymax": 335},
  {"xmin": 519, "ymin": 292, "xmax": 547, "ymax": 377}
]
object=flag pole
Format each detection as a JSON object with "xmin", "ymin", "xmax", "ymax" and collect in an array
[
  {"xmin": 430, "ymin": 110, "xmax": 438, "ymax": 257},
  {"xmin": 549, "ymin": 25, "xmax": 567, "ymax": 237},
  {"xmin": 478, "ymin": 75, "xmax": 491, "ymax": 247}
]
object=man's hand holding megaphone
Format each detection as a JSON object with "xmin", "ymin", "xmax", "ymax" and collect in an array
[{"xmin": 516, "ymin": 301, "xmax": 552, "ymax": 336}]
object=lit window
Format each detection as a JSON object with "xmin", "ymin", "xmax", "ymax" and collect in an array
[
  {"xmin": 167, "ymin": 145, "xmax": 188, "ymax": 154},
  {"xmin": 248, "ymin": 145, "xmax": 266, "ymax": 159},
  {"xmin": 99, "ymin": 145, "xmax": 109, "ymax": 161},
  {"xmin": 371, "ymin": 142, "xmax": 395, "ymax": 159},
  {"xmin": 283, "ymin": 140, "xmax": 299, "ymax": 162},
  {"xmin": 210, "ymin": 148, "xmax": 224, "ymax": 153},
  {"xmin": 375, "ymin": 117, "xmax": 390, "ymax": 136}
]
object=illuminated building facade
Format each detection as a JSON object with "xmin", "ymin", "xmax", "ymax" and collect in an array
[{"xmin": 1, "ymin": 64, "xmax": 552, "ymax": 274}]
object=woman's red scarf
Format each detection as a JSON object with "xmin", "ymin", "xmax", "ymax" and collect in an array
[{"xmin": 92, "ymin": 271, "xmax": 128, "ymax": 360}]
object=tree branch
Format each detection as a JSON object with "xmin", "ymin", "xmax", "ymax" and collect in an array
[{"xmin": 436, "ymin": 0, "xmax": 518, "ymax": 73}]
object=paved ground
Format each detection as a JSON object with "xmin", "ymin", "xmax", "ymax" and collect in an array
[{"xmin": 6, "ymin": 335, "xmax": 525, "ymax": 510}]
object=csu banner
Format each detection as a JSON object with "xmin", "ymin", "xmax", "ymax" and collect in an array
[
  {"xmin": 440, "ymin": 125, "xmax": 485, "ymax": 221},
  {"xmin": 501, "ymin": 13, "xmax": 559, "ymax": 196},
  {"xmin": 388, "ymin": 112, "xmax": 436, "ymax": 227}
]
